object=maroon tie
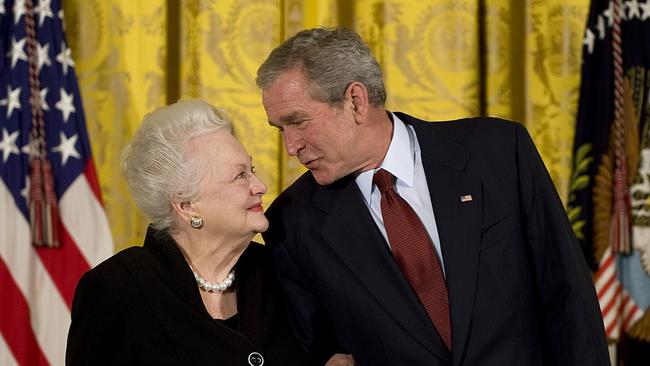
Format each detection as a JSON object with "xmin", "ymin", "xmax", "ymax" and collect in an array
[{"xmin": 373, "ymin": 168, "xmax": 452, "ymax": 350}]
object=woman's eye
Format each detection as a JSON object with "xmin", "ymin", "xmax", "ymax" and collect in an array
[{"xmin": 236, "ymin": 172, "xmax": 246, "ymax": 180}]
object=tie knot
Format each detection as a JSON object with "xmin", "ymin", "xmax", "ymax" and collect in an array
[{"xmin": 373, "ymin": 169, "xmax": 395, "ymax": 193}]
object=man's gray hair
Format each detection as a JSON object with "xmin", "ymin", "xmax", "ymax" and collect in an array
[
  {"xmin": 256, "ymin": 27, "xmax": 386, "ymax": 107},
  {"xmin": 121, "ymin": 99, "xmax": 232, "ymax": 231}
]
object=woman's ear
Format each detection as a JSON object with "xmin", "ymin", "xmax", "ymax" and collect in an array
[{"xmin": 171, "ymin": 200, "xmax": 198, "ymax": 221}]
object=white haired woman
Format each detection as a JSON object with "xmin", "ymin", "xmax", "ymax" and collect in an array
[{"xmin": 65, "ymin": 100, "xmax": 308, "ymax": 365}]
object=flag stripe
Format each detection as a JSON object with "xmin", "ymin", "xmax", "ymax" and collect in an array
[
  {"xmin": 599, "ymin": 284, "xmax": 643, "ymax": 338},
  {"xmin": 597, "ymin": 249, "xmax": 615, "ymax": 274},
  {"xmin": 622, "ymin": 305, "xmax": 636, "ymax": 330},
  {"xmin": 597, "ymin": 277, "xmax": 618, "ymax": 312},
  {"xmin": 35, "ymin": 224, "xmax": 90, "ymax": 308},
  {"xmin": 0, "ymin": 257, "xmax": 50, "ymax": 366},
  {"xmin": 0, "ymin": 332, "xmax": 20, "ymax": 366},
  {"xmin": 0, "ymin": 182, "xmax": 72, "ymax": 366},
  {"xmin": 596, "ymin": 268, "xmax": 616, "ymax": 297},
  {"xmin": 602, "ymin": 283, "xmax": 622, "ymax": 316},
  {"xmin": 594, "ymin": 248, "xmax": 644, "ymax": 339},
  {"xmin": 59, "ymin": 172, "xmax": 113, "ymax": 266},
  {"xmin": 602, "ymin": 295, "xmax": 619, "ymax": 326},
  {"xmin": 622, "ymin": 295, "xmax": 643, "ymax": 331},
  {"xmin": 598, "ymin": 283, "xmax": 617, "ymax": 314},
  {"xmin": 83, "ymin": 159, "xmax": 103, "ymax": 203},
  {"xmin": 606, "ymin": 312, "xmax": 620, "ymax": 336}
]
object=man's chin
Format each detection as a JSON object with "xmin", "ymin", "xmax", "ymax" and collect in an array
[{"xmin": 311, "ymin": 170, "xmax": 337, "ymax": 186}]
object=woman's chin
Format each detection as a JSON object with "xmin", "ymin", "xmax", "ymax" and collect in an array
[
  {"xmin": 249, "ymin": 217, "xmax": 269, "ymax": 235},
  {"xmin": 254, "ymin": 222, "xmax": 270, "ymax": 234}
]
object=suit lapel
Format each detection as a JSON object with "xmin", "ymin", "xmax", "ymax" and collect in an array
[
  {"xmin": 316, "ymin": 177, "xmax": 450, "ymax": 361},
  {"xmin": 408, "ymin": 115, "xmax": 482, "ymax": 366},
  {"xmin": 236, "ymin": 244, "xmax": 272, "ymax": 348}
]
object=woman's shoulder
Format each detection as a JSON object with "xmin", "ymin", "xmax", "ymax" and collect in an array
[
  {"xmin": 79, "ymin": 246, "xmax": 151, "ymax": 289},
  {"xmin": 95, "ymin": 245, "xmax": 150, "ymax": 270},
  {"xmin": 70, "ymin": 247, "xmax": 149, "ymax": 318}
]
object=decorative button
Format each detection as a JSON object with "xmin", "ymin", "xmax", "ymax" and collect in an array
[{"xmin": 248, "ymin": 352, "xmax": 264, "ymax": 366}]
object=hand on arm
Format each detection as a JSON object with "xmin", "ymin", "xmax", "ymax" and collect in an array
[{"xmin": 325, "ymin": 353, "xmax": 355, "ymax": 366}]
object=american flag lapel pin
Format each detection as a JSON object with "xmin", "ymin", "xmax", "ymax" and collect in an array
[{"xmin": 460, "ymin": 195, "xmax": 473, "ymax": 203}]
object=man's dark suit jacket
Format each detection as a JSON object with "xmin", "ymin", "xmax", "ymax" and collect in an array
[
  {"xmin": 66, "ymin": 227, "xmax": 307, "ymax": 365},
  {"xmin": 263, "ymin": 113, "xmax": 610, "ymax": 366}
]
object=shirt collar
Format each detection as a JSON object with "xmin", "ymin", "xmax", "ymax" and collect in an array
[{"xmin": 355, "ymin": 113, "xmax": 415, "ymax": 204}]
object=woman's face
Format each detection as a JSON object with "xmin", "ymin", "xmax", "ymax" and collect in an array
[{"xmin": 186, "ymin": 130, "xmax": 268, "ymax": 240}]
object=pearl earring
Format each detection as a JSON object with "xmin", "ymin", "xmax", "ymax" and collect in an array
[{"xmin": 190, "ymin": 215, "xmax": 203, "ymax": 229}]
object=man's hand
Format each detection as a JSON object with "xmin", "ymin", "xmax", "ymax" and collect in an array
[{"xmin": 325, "ymin": 353, "xmax": 355, "ymax": 366}]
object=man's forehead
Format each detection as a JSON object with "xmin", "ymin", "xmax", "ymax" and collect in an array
[
  {"xmin": 266, "ymin": 68, "xmax": 310, "ymax": 95},
  {"xmin": 262, "ymin": 82, "xmax": 306, "ymax": 108}
]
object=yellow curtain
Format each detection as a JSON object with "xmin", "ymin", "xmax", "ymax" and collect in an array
[
  {"xmin": 63, "ymin": 0, "xmax": 590, "ymax": 252},
  {"xmin": 62, "ymin": 0, "xmax": 166, "ymax": 251},
  {"xmin": 522, "ymin": 0, "xmax": 590, "ymax": 203}
]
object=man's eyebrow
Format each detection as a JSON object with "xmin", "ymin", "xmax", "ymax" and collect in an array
[{"xmin": 271, "ymin": 112, "xmax": 309, "ymax": 126}]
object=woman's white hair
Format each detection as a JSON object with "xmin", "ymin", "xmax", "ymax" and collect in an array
[{"xmin": 121, "ymin": 99, "xmax": 232, "ymax": 231}]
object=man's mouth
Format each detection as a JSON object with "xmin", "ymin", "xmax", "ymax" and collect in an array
[{"xmin": 302, "ymin": 158, "xmax": 320, "ymax": 169}]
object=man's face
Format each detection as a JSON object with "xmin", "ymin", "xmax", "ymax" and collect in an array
[{"xmin": 262, "ymin": 68, "xmax": 359, "ymax": 185}]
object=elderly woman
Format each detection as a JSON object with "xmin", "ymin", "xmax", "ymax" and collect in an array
[{"xmin": 65, "ymin": 100, "xmax": 309, "ymax": 365}]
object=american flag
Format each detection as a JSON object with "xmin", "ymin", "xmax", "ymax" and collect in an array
[{"xmin": 0, "ymin": 0, "xmax": 113, "ymax": 365}]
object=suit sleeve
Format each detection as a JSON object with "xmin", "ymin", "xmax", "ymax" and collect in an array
[
  {"xmin": 515, "ymin": 124, "xmax": 610, "ymax": 365},
  {"xmin": 264, "ymin": 199, "xmax": 342, "ymax": 365},
  {"xmin": 65, "ymin": 268, "xmax": 133, "ymax": 365},
  {"xmin": 270, "ymin": 243, "xmax": 341, "ymax": 364}
]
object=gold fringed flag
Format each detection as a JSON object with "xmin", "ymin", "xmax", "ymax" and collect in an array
[{"xmin": 569, "ymin": 0, "xmax": 650, "ymax": 364}]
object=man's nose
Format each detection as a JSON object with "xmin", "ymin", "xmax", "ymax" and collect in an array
[{"xmin": 283, "ymin": 129, "xmax": 304, "ymax": 156}]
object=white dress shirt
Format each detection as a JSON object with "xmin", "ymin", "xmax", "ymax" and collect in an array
[{"xmin": 355, "ymin": 113, "xmax": 446, "ymax": 274}]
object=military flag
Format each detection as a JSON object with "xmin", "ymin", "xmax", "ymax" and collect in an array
[{"xmin": 569, "ymin": 0, "xmax": 650, "ymax": 364}]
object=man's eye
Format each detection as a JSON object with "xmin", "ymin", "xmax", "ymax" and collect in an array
[{"xmin": 236, "ymin": 172, "xmax": 246, "ymax": 180}]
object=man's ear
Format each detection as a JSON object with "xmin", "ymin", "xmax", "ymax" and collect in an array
[{"xmin": 345, "ymin": 82, "xmax": 369, "ymax": 122}]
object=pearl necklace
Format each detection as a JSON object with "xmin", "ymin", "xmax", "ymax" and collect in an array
[{"xmin": 191, "ymin": 268, "xmax": 235, "ymax": 293}]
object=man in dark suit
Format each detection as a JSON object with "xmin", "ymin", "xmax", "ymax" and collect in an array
[{"xmin": 256, "ymin": 27, "xmax": 610, "ymax": 366}]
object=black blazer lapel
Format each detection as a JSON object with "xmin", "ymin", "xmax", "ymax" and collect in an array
[
  {"xmin": 126, "ymin": 228, "xmax": 254, "ymax": 363},
  {"xmin": 316, "ymin": 177, "xmax": 450, "ymax": 361},
  {"xmin": 407, "ymin": 115, "xmax": 482, "ymax": 366},
  {"xmin": 141, "ymin": 227, "xmax": 208, "ymax": 315},
  {"xmin": 142, "ymin": 230, "xmax": 268, "ymax": 346}
]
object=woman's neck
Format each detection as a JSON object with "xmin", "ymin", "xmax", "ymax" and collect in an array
[{"xmin": 171, "ymin": 229, "xmax": 252, "ymax": 282}]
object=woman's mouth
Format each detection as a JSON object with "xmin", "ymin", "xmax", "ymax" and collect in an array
[{"xmin": 248, "ymin": 203, "xmax": 264, "ymax": 212}]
